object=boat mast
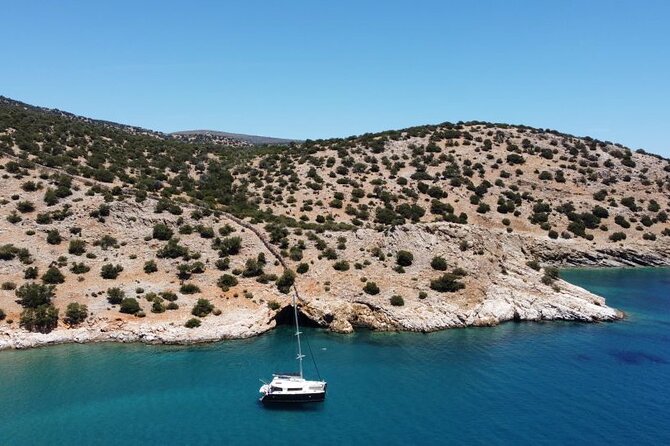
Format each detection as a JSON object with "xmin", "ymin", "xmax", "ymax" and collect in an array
[{"xmin": 293, "ymin": 287, "xmax": 305, "ymax": 378}]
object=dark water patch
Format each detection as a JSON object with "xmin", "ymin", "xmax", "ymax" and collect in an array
[{"xmin": 609, "ymin": 350, "xmax": 668, "ymax": 365}]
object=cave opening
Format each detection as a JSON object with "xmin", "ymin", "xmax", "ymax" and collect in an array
[{"xmin": 273, "ymin": 305, "xmax": 324, "ymax": 328}]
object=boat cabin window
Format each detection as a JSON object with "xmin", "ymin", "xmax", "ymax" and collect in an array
[
  {"xmin": 271, "ymin": 387, "xmax": 282, "ymax": 392},
  {"xmin": 287, "ymin": 388, "xmax": 302, "ymax": 391}
]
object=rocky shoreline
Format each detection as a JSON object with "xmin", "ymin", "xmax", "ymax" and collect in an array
[
  {"xmin": 0, "ymin": 267, "xmax": 626, "ymax": 351},
  {"xmin": 2, "ymin": 216, "xmax": 668, "ymax": 351}
]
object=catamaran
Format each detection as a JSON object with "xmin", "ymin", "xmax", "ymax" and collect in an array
[{"xmin": 259, "ymin": 290, "xmax": 326, "ymax": 404}]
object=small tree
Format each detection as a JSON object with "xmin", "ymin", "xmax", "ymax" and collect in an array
[
  {"xmin": 64, "ymin": 302, "xmax": 88, "ymax": 326},
  {"xmin": 20, "ymin": 304, "xmax": 59, "ymax": 333},
  {"xmin": 16, "ymin": 283, "xmax": 54, "ymax": 308}
]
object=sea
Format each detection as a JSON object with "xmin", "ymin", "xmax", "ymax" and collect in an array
[{"xmin": 0, "ymin": 268, "xmax": 668, "ymax": 445}]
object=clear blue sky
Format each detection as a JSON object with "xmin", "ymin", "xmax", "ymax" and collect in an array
[{"xmin": 2, "ymin": 0, "xmax": 669, "ymax": 156}]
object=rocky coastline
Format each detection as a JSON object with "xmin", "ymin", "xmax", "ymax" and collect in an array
[{"xmin": 4, "ymin": 227, "xmax": 664, "ymax": 351}]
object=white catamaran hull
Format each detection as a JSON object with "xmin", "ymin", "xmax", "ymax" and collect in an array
[{"xmin": 259, "ymin": 376, "xmax": 327, "ymax": 404}]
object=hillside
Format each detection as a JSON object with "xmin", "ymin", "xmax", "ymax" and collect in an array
[
  {"xmin": 1, "ymin": 97, "xmax": 669, "ymax": 349},
  {"xmin": 171, "ymin": 130, "xmax": 300, "ymax": 146}
]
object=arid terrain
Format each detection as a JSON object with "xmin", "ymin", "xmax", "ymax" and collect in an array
[{"xmin": 1, "ymin": 96, "xmax": 669, "ymax": 349}]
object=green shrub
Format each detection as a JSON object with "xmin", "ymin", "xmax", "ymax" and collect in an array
[
  {"xmin": 68, "ymin": 239, "xmax": 86, "ymax": 255},
  {"xmin": 217, "ymin": 274, "xmax": 238, "ymax": 290},
  {"xmin": 120, "ymin": 298, "xmax": 141, "ymax": 314},
  {"xmin": 160, "ymin": 291, "xmax": 178, "ymax": 302},
  {"xmin": 541, "ymin": 267, "xmax": 560, "ymax": 285},
  {"xmin": 430, "ymin": 256, "xmax": 448, "ymax": 271},
  {"xmin": 16, "ymin": 200, "xmax": 35, "ymax": 213},
  {"xmin": 70, "ymin": 262, "xmax": 90, "ymax": 274},
  {"xmin": 1, "ymin": 282, "xmax": 16, "ymax": 290},
  {"xmin": 609, "ymin": 232, "xmax": 627, "ymax": 242},
  {"xmin": 180, "ymin": 283, "xmax": 201, "ymax": 294},
  {"xmin": 151, "ymin": 300, "xmax": 166, "ymax": 313},
  {"xmin": 430, "ymin": 274, "xmax": 465, "ymax": 293},
  {"xmin": 215, "ymin": 257, "xmax": 230, "ymax": 270},
  {"xmin": 242, "ymin": 258, "xmax": 264, "ymax": 277},
  {"xmin": 144, "ymin": 260, "xmax": 158, "ymax": 273},
  {"xmin": 276, "ymin": 269, "xmax": 296, "ymax": 294},
  {"xmin": 267, "ymin": 300, "xmax": 281, "ymax": 310},
  {"xmin": 6, "ymin": 212, "xmax": 22, "ymax": 224},
  {"xmin": 219, "ymin": 236, "xmax": 242, "ymax": 255},
  {"xmin": 296, "ymin": 263, "xmax": 309, "ymax": 274},
  {"xmin": 96, "ymin": 235, "xmax": 118, "ymax": 250},
  {"xmin": 24, "ymin": 266, "xmax": 39, "ymax": 279},
  {"xmin": 396, "ymin": 250, "xmax": 414, "ymax": 267},
  {"xmin": 107, "ymin": 288, "xmax": 125, "ymax": 305},
  {"xmin": 64, "ymin": 302, "xmax": 88, "ymax": 326},
  {"xmin": 333, "ymin": 260, "xmax": 350, "ymax": 271},
  {"xmin": 100, "ymin": 264, "xmax": 123, "ymax": 279},
  {"xmin": 185, "ymin": 318, "xmax": 201, "ymax": 328},
  {"xmin": 42, "ymin": 266, "xmax": 65, "ymax": 284},
  {"xmin": 14, "ymin": 283, "xmax": 54, "ymax": 308},
  {"xmin": 46, "ymin": 229, "xmax": 62, "ymax": 245},
  {"xmin": 390, "ymin": 295, "xmax": 404, "ymax": 306},
  {"xmin": 0, "ymin": 244, "xmax": 18, "ymax": 261},
  {"xmin": 363, "ymin": 281, "xmax": 380, "ymax": 295},
  {"xmin": 20, "ymin": 304, "xmax": 59, "ymax": 333},
  {"xmin": 156, "ymin": 238, "xmax": 188, "ymax": 259},
  {"xmin": 191, "ymin": 299, "xmax": 214, "ymax": 317},
  {"xmin": 152, "ymin": 223, "xmax": 173, "ymax": 241}
]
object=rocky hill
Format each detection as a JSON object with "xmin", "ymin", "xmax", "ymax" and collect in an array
[{"xmin": 1, "ymin": 97, "xmax": 669, "ymax": 349}]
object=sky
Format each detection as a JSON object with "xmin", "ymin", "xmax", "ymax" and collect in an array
[{"xmin": 1, "ymin": 0, "xmax": 669, "ymax": 156}]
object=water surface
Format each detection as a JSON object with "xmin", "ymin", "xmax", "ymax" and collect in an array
[{"xmin": 0, "ymin": 268, "xmax": 668, "ymax": 445}]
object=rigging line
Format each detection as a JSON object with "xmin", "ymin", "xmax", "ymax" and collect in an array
[
  {"xmin": 292, "ymin": 285, "xmax": 322, "ymax": 381},
  {"xmin": 303, "ymin": 327, "xmax": 321, "ymax": 381}
]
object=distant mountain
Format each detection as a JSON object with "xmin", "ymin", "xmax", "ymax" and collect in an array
[{"xmin": 172, "ymin": 130, "xmax": 301, "ymax": 146}]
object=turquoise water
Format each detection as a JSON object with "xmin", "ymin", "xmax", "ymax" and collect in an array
[{"xmin": 1, "ymin": 268, "xmax": 669, "ymax": 445}]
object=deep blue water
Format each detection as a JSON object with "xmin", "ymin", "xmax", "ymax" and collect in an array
[{"xmin": 0, "ymin": 268, "xmax": 669, "ymax": 445}]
